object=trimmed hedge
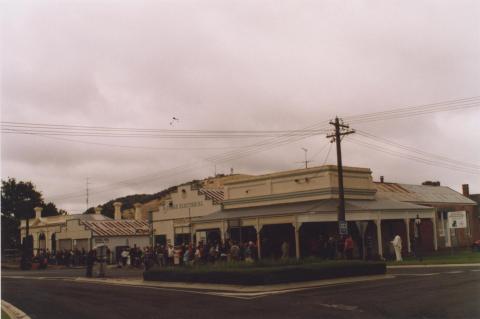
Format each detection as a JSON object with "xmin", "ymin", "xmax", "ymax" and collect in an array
[{"xmin": 143, "ymin": 260, "xmax": 386, "ymax": 285}]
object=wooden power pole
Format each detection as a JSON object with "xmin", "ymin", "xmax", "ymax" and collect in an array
[{"xmin": 327, "ymin": 117, "xmax": 355, "ymax": 235}]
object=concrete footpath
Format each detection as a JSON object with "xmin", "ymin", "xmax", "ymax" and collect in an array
[
  {"xmin": 387, "ymin": 263, "xmax": 480, "ymax": 269},
  {"xmin": 2, "ymin": 299, "xmax": 31, "ymax": 319}
]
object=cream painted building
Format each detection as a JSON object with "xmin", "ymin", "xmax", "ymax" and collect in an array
[
  {"xmin": 193, "ymin": 165, "xmax": 439, "ymax": 259},
  {"xmin": 56, "ymin": 205, "xmax": 150, "ymax": 260},
  {"xmin": 151, "ymin": 183, "xmax": 223, "ymax": 246},
  {"xmin": 20, "ymin": 204, "xmax": 150, "ymax": 261},
  {"xmin": 19, "ymin": 207, "xmax": 67, "ymax": 253}
]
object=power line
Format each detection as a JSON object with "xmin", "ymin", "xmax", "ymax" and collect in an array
[
  {"xmin": 345, "ymin": 96, "xmax": 480, "ymax": 124},
  {"xmin": 3, "ymin": 96, "xmax": 479, "ymax": 138},
  {"xmin": 41, "ymin": 96, "xmax": 480, "ymax": 203},
  {"xmin": 356, "ymin": 130, "xmax": 480, "ymax": 169},
  {"xmin": 346, "ymin": 137, "xmax": 480, "ymax": 175},
  {"xmin": 14, "ymin": 133, "xmax": 256, "ymax": 151},
  {"xmin": 48, "ymin": 122, "xmax": 331, "ymax": 202},
  {"xmin": 322, "ymin": 143, "xmax": 333, "ymax": 166}
]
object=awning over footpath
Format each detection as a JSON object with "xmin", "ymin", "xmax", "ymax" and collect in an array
[
  {"xmin": 81, "ymin": 220, "xmax": 150, "ymax": 237},
  {"xmin": 194, "ymin": 198, "xmax": 432, "ymax": 223}
]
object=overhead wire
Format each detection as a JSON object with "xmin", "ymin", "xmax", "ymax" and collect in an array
[
  {"xmin": 345, "ymin": 96, "xmax": 480, "ymax": 124},
  {"xmin": 346, "ymin": 137, "xmax": 480, "ymax": 175},
  {"xmin": 322, "ymin": 143, "xmax": 333, "ymax": 166},
  {"xmin": 17, "ymin": 95, "xmax": 480, "ymax": 203},
  {"xmin": 48, "ymin": 121, "xmax": 332, "ymax": 202},
  {"xmin": 355, "ymin": 130, "xmax": 480, "ymax": 169}
]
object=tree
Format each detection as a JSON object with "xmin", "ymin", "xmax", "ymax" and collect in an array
[{"xmin": 1, "ymin": 178, "xmax": 63, "ymax": 251}]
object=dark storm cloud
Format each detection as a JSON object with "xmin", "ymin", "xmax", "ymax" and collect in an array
[{"xmin": 1, "ymin": 0, "xmax": 479, "ymax": 213}]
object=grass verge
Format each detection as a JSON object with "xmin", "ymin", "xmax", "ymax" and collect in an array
[
  {"xmin": 387, "ymin": 249, "xmax": 480, "ymax": 265},
  {"xmin": 144, "ymin": 259, "xmax": 386, "ymax": 285}
]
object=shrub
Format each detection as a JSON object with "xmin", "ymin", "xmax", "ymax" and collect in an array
[{"xmin": 143, "ymin": 260, "xmax": 386, "ymax": 285}]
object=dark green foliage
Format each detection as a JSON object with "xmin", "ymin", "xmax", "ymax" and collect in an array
[
  {"xmin": 1, "ymin": 178, "xmax": 63, "ymax": 251},
  {"xmin": 83, "ymin": 185, "xmax": 179, "ymax": 217},
  {"xmin": 143, "ymin": 260, "xmax": 386, "ymax": 285}
]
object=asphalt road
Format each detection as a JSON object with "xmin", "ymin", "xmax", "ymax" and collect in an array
[{"xmin": 2, "ymin": 267, "xmax": 480, "ymax": 319}]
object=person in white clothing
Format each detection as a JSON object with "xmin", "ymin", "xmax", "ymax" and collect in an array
[{"xmin": 391, "ymin": 235, "xmax": 403, "ymax": 262}]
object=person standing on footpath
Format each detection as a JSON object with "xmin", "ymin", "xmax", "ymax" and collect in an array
[
  {"xmin": 86, "ymin": 249, "xmax": 96, "ymax": 278},
  {"xmin": 391, "ymin": 234, "xmax": 403, "ymax": 262},
  {"xmin": 344, "ymin": 235, "xmax": 354, "ymax": 260},
  {"xmin": 281, "ymin": 240, "xmax": 290, "ymax": 259}
]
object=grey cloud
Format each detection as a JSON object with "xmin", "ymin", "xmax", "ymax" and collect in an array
[{"xmin": 1, "ymin": 0, "xmax": 479, "ymax": 213}]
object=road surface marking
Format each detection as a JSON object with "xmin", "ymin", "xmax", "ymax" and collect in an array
[
  {"xmin": 394, "ymin": 273, "xmax": 440, "ymax": 276},
  {"xmin": 388, "ymin": 263, "xmax": 480, "ymax": 269},
  {"xmin": 470, "ymin": 269, "xmax": 480, "ymax": 272},
  {"xmin": 318, "ymin": 303, "xmax": 363, "ymax": 312},
  {"xmin": 2, "ymin": 275, "xmax": 394, "ymax": 300},
  {"xmin": 445, "ymin": 271, "xmax": 464, "ymax": 274}
]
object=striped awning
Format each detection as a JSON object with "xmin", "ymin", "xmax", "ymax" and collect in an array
[{"xmin": 81, "ymin": 219, "xmax": 150, "ymax": 237}]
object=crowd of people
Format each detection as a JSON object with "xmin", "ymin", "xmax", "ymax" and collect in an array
[
  {"xmin": 31, "ymin": 247, "xmax": 111, "ymax": 269},
  {"xmin": 117, "ymin": 240, "xmax": 260, "ymax": 270},
  {"xmin": 29, "ymin": 233, "xmax": 399, "ymax": 272},
  {"xmin": 304, "ymin": 234, "xmax": 372, "ymax": 260}
]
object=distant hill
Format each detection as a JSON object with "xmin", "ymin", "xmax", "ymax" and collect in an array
[
  {"xmin": 83, "ymin": 185, "xmax": 180, "ymax": 218},
  {"xmin": 82, "ymin": 174, "xmax": 242, "ymax": 218}
]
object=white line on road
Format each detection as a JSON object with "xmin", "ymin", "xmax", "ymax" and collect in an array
[
  {"xmin": 445, "ymin": 271, "xmax": 464, "ymax": 274},
  {"xmin": 318, "ymin": 303, "xmax": 363, "ymax": 312},
  {"xmin": 388, "ymin": 263, "xmax": 480, "ymax": 269},
  {"xmin": 3, "ymin": 275, "xmax": 395, "ymax": 300},
  {"xmin": 470, "ymin": 269, "xmax": 480, "ymax": 272},
  {"xmin": 394, "ymin": 273, "xmax": 440, "ymax": 276}
]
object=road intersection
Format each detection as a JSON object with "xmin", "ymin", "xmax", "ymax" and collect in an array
[{"xmin": 2, "ymin": 265, "xmax": 479, "ymax": 318}]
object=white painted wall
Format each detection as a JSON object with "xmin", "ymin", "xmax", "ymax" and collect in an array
[{"xmin": 152, "ymin": 185, "xmax": 220, "ymax": 244}]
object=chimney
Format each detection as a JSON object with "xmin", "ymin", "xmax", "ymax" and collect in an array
[
  {"xmin": 380, "ymin": 176, "xmax": 384, "ymax": 183},
  {"xmin": 34, "ymin": 207, "xmax": 43, "ymax": 219},
  {"xmin": 134, "ymin": 203, "xmax": 143, "ymax": 220},
  {"xmin": 230, "ymin": 167, "xmax": 234, "ymax": 175},
  {"xmin": 422, "ymin": 181, "xmax": 441, "ymax": 186},
  {"xmin": 462, "ymin": 184, "xmax": 470, "ymax": 197},
  {"xmin": 113, "ymin": 202, "xmax": 122, "ymax": 220},
  {"xmin": 95, "ymin": 206, "xmax": 102, "ymax": 215}
]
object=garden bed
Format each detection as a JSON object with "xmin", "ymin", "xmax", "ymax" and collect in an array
[{"xmin": 143, "ymin": 260, "xmax": 386, "ymax": 285}]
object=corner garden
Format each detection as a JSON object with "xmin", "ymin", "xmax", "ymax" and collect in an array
[{"xmin": 143, "ymin": 259, "xmax": 386, "ymax": 285}]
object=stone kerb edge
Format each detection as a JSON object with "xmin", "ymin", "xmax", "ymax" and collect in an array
[{"xmin": 1, "ymin": 300, "xmax": 31, "ymax": 319}]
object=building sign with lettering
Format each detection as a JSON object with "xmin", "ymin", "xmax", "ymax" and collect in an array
[
  {"xmin": 95, "ymin": 238, "xmax": 110, "ymax": 244},
  {"xmin": 169, "ymin": 201, "xmax": 204, "ymax": 210},
  {"xmin": 448, "ymin": 211, "xmax": 467, "ymax": 229},
  {"xmin": 135, "ymin": 229, "xmax": 150, "ymax": 235}
]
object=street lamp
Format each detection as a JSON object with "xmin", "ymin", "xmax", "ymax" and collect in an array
[
  {"xmin": 414, "ymin": 215, "xmax": 422, "ymax": 261},
  {"xmin": 414, "ymin": 215, "xmax": 421, "ymax": 238},
  {"xmin": 20, "ymin": 199, "xmax": 33, "ymax": 270}
]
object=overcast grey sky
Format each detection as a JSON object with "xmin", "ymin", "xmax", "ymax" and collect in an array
[{"xmin": 1, "ymin": 0, "xmax": 479, "ymax": 214}]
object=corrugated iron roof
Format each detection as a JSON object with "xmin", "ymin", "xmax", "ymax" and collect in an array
[
  {"xmin": 81, "ymin": 219, "xmax": 150, "ymax": 237},
  {"xmin": 198, "ymin": 188, "xmax": 224, "ymax": 205},
  {"xmin": 374, "ymin": 182, "xmax": 476, "ymax": 205},
  {"xmin": 194, "ymin": 199, "xmax": 432, "ymax": 223}
]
